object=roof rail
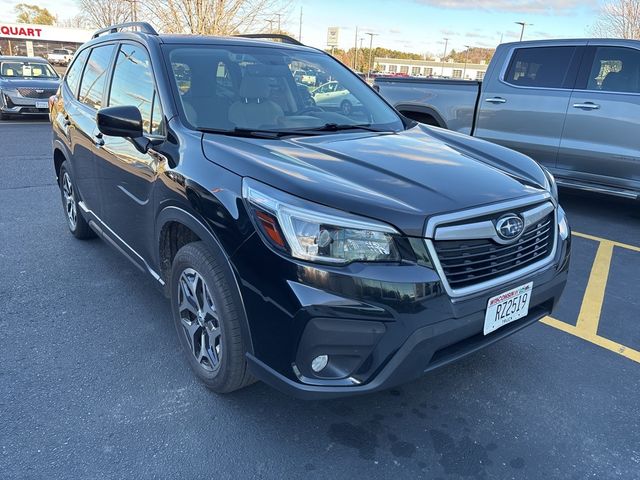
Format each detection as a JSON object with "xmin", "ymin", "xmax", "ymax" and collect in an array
[
  {"xmin": 92, "ymin": 22, "xmax": 158, "ymax": 39},
  {"xmin": 233, "ymin": 33, "xmax": 303, "ymax": 46}
]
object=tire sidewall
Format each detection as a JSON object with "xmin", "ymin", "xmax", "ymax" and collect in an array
[
  {"xmin": 59, "ymin": 163, "xmax": 79, "ymax": 235},
  {"xmin": 170, "ymin": 242, "xmax": 245, "ymax": 391}
]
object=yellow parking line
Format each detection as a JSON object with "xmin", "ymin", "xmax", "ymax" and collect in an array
[
  {"xmin": 575, "ymin": 241, "xmax": 614, "ymax": 336},
  {"xmin": 573, "ymin": 231, "xmax": 640, "ymax": 253},
  {"xmin": 542, "ymin": 316, "xmax": 640, "ymax": 364}
]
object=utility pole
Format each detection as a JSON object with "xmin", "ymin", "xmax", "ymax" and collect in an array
[
  {"xmin": 365, "ymin": 32, "xmax": 379, "ymax": 79},
  {"xmin": 515, "ymin": 22, "xmax": 531, "ymax": 41},
  {"xmin": 463, "ymin": 45, "xmax": 470, "ymax": 79},
  {"xmin": 441, "ymin": 37, "xmax": 449, "ymax": 76},
  {"xmin": 266, "ymin": 19, "xmax": 275, "ymax": 33},
  {"xmin": 298, "ymin": 7, "xmax": 302, "ymax": 41},
  {"xmin": 353, "ymin": 26, "xmax": 359, "ymax": 70},
  {"xmin": 274, "ymin": 13, "xmax": 282, "ymax": 33}
]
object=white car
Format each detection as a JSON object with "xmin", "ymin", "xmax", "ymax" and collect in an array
[
  {"xmin": 311, "ymin": 81, "xmax": 362, "ymax": 115},
  {"xmin": 47, "ymin": 49, "xmax": 73, "ymax": 66}
]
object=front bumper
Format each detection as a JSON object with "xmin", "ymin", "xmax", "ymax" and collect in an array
[
  {"xmin": 1, "ymin": 92, "xmax": 49, "ymax": 115},
  {"xmin": 234, "ymin": 219, "xmax": 571, "ymax": 400}
]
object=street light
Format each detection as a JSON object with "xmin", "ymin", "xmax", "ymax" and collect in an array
[
  {"xmin": 441, "ymin": 37, "xmax": 449, "ymax": 76},
  {"xmin": 365, "ymin": 32, "xmax": 379, "ymax": 79},
  {"xmin": 463, "ymin": 45, "xmax": 470, "ymax": 79},
  {"xmin": 515, "ymin": 22, "xmax": 532, "ymax": 42}
]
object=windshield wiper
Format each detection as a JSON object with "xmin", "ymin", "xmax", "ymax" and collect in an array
[
  {"xmin": 196, "ymin": 127, "xmax": 318, "ymax": 139},
  {"xmin": 291, "ymin": 123, "xmax": 390, "ymax": 133}
]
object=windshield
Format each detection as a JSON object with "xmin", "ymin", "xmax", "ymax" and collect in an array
[
  {"xmin": 0, "ymin": 61, "xmax": 58, "ymax": 79},
  {"xmin": 164, "ymin": 44, "xmax": 403, "ymax": 133}
]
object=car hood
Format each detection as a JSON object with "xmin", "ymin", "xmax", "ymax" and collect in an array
[
  {"xmin": 0, "ymin": 77, "xmax": 60, "ymax": 90},
  {"xmin": 201, "ymin": 124, "xmax": 548, "ymax": 237}
]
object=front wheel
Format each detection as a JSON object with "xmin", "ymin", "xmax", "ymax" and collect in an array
[{"xmin": 170, "ymin": 242, "xmax": 254, "ymax": 393}]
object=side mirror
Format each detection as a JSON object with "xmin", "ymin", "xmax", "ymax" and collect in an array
[{"xmin": 97, "ymin": 105, "xmax": 143, "ymax": 138}]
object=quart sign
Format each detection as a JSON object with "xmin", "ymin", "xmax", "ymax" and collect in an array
[{"xmin": 0, "ymin": 22, "xmax": 92, "ymax": 43}]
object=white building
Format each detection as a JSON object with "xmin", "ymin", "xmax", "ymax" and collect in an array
[
  {"xmin": 374, "ymin": 57, "xmax": 489, "ymax": 80},
  {"xmin": 0, "ymin": 22, "xmax": 93, "ymax": 58}
]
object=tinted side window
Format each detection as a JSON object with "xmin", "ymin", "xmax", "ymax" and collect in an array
[
  {"xmin": 79, "ymin": 44, "xmax": 115, "ymax": 109},
  {"xmin": 109, "ymin": 43, "xmax": 163, "ymax": 135},
  {"xmin": 505, "ymin": 46, "xmax": 576, "ymax": 88},
  {"xmin": 586, "ymin": 46, "xmax": 640, "ymax": 93},
  {"xmin": 65, "ymin": 49, "xmax": 89, "ymax": 97}
]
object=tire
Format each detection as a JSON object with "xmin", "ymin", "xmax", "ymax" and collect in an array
[
  {"xmin": 58, "ymin": 161, "xmax": 95, "ymax": 239},
  {"xmin": 170, "ymin": 241, "xmax": 255, "ymax": 393},
  {"xmin": 340, "ymin": 100, "xmax": 353, "ymax": 116}
]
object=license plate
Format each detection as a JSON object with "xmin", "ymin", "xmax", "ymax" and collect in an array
[
  {"xmin": 36, "ymin": 101, "xmax": 48, "ymax": 109},
  {"xmin": 484, "ymin": 282, "xmax": 533, "ymax": 335}
]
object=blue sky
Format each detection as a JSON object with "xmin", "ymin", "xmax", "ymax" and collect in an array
[{"xmin": 1, "ymin": 0, "xmax": 602, "ymax": 54}]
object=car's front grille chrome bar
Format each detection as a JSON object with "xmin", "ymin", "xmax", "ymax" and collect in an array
[{"xmin": 423, "ymin": 193, "xmax": 558, "ymax": 298}]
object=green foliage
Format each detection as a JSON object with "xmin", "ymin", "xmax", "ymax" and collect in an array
[{"xmin": 15, "ymin": 3, "xmax": 56, "ymax": 25}]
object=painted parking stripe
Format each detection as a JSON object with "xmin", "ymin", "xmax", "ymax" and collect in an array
[{"xmin": 541, "ymin": 231, "xmax": 640, "ymax": 364}]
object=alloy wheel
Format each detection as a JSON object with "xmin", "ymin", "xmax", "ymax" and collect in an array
[
  {"xmin": 177, "ymin": 268, "xmax": 222, "ymax": 371},
  {"xmin": 62, "ymin": 172, "xmax": 77, "ymax": 230}
]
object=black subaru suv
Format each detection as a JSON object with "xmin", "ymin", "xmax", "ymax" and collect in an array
[{"xmin": 50, "ymin": 23, "xmax": 570, "ymax": 399}]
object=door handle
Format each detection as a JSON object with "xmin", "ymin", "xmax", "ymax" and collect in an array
[
  {"xmin": 485, "ymin": 97, "xmax": 506, "ymax": 104},
  {"xmin": 94, "ymin": 132, "xmax": 104, "ymax": 147},
  {"xmin": 572, "ymin": 102, "xmax": 600, "ymax": 110}
]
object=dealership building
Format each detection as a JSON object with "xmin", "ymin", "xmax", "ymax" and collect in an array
[
  {"xmin": 374, "ymin": 57, "xmax": 489, "ymax": 80},
  {"xmin": 0, "ymin": 22, "xmax": 93, "ymax": 58}
]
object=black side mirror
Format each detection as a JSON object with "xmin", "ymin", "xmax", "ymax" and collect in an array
[{"xmin": 97, "ymin": 105, "xmax": 143, "ymax": 138}]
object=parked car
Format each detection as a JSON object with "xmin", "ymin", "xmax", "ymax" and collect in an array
[
  {"xmin": 0, "ymin": 56, "xmax": 60, "ymax": 119},
  {"xmin": 50, "ymin": 23, "xmax": 570, "ymax": 399},
  {"xmin": 47, "ymin": 48, "xmax": 73, "ymax": 66},
  {"xmin": 311, "ymin": 80, "xmax": 362, "ymax": 115},
  {"xmin": 375, "ymin": 39, "xmax": 640, "ymax": 201}
]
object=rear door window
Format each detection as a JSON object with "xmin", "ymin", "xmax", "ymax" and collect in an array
[
  {"xmin": 78, "ymin": 44, "xmax": 115, "ymax": 110},
  {"xmin": 504, "ymin": 46, "xmax": 578, "ymax": 89},
  {"xmin": 64, "ymin": 48, "xmax": 89, "ymax": 97}
]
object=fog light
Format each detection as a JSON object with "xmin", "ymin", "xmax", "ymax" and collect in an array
[{"xmin": 311, "ymin": 355, "xmax": 328, "ymax": 372}]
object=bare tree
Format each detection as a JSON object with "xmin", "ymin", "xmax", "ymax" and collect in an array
[
  {"xmin": 592, "ymin": 0, "xmax": 640, "ymax": 39},
  {"xmin": 76, "ymin": 0, "xmax": 134, "ymax": 29},
  {"xmin": 141, "ymin": 0, "xmax": 290, "ymax": 36}
]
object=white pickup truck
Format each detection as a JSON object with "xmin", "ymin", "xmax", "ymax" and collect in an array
[{"xmin": 47, "ymin": 49, "xmax": 73, "ymax": 66}]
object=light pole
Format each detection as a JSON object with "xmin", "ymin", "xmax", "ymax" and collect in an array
[
  {"xmin": 353, "ymin": 26, "xmax": 358, "ymax": 69},
  {"xmin": 515, "ymin": 22, "xmax": 532, "ymax": 41},
  {"xmin": 463, "ymin": 45, "xmax": 470, "ymax": 79},
  {"xmin": 365, "ymin": 32, "xmax": 379, "ymax": 79},
  {"xmin": 441, "ymin": 37, "xmax": 449, "ymax": 76}
]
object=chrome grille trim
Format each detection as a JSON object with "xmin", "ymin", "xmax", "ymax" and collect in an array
[{"xmin": 424, "ymin": 193, "xmax": 558, "ymax": 298}]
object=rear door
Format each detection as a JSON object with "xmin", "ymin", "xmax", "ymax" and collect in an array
[
  {"xmin": 67, "ymin": 43, "xmax": 116, "ymax": 215},
  {"xmin": 97, "ymin": 41, "xmax": 165, "ymax": 261},
  {"xmin": 475, "ymin": 43, "xmax": 585, "ymax": 169},
  {"xmin": 557, "ymin": 43, "xmax": 640, "ymax": 193}
]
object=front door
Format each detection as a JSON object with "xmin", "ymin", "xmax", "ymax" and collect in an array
[
  {"xmin": 475, "ymin": 44, "xmax": 585, "ymax": 169},
  {"xmin": 96, "ymin": 42, "xmax": 165, "ymax": 262}
]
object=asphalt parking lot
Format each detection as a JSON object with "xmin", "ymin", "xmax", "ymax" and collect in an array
[{"xmin": 1, "ymin": 119, "xmax": 639, "ymax": 479}]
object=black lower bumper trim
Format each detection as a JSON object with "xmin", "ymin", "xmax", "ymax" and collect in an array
[{"xmin": 246, "ymin": 305, "xmax": 550, "ymax": 400}]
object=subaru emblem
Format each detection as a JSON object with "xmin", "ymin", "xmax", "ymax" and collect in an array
[{"xmin": 496, "ymin": 214, "xmax": 524, "ymax": 240}]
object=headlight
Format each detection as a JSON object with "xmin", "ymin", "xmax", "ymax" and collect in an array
[
  {"xmin": 542, "ymin": 167, "xmax": 558, "ymax": 202},
  {"xmin": 243, "ymin": 179, "xmax": 400, "ymax": 264},
  {"xmin": 558, "ymin": 206, "xmax": 570, "ymax": 240}
]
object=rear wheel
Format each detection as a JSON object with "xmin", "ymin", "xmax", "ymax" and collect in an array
[
  {"xmin": 340, "ymin": 100, "xmax": 353, "ymax": 116},
  {"xmin": 59, "ymin": 162, "xmax": 95, "ymax": 239},
  {"xmin": 170, "ymin": 241, "xmax": 254, "ymax": 393}
]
